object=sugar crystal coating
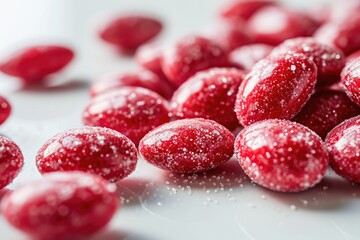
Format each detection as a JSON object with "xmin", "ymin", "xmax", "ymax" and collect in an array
[
  {"xmin": 235, "ymin": 53, "xmax": 317, "ymax": 126},
  {"xmin": 229, "ymin": 43, "xmax": 273, "ymax": 70},
  {"xmin": 36, "ymin": 126, "xmax": 137, "ymax": 182},
  {"xmin": 0, "ymin": 135, "xmax": 24, "ymax": 189},
  {"xmin": 1, "ymin": 171, "xmax": 118, "ymax": 239},
  {"xmin": 341, "ymin": 57, "xmax": 360, "ymax": 106},
  {"xmin": 235, "ymin": 119, "xmax": 329, "ymax": 192},
  {"xmin": 161, "ymin": 35, "xmax": 228, "ymax": 86},
  {"xmin": 171, "ymin": 68, "xmax": 244, "ymax": 130},
  {"xmin": 0, "ymin": 96, "xmax": 11, "ymax": 125},
  {"xmin": 139, "ymin": 118, "xmax": 235, "ymax": 173},
  {"xmin": 293, "ymin": 89, "xmax": 360, "ymax": 139},
  {"xmin": 0, "ymin": 45, "xmax": 74, "ymax": 82},
  {"xmin": 326, "ymin": 116, "xmax": 360, "ymax": 183},
  {"xmin": 271, "ymin": 37, "xmax": 345, "ymax": 86},
  {"xmin": 90, "ymin": 69, "xmax": 173, "ymax": 99},
  {"xmin": 83, "ymin": 87, "xmax": 171, "ymax": 145},
  {"xmin": 99, "ymin": 15, "xmax": 162, "ymax": 53}
]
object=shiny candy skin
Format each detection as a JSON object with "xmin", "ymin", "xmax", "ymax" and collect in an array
[
  {"xmin": 139, "ymin": 118, "xmax": 235, "ymax": 174},
  {"xmin": 235, "ymin": 119, "xmax": 329, "ymax": 192},
  {"xmin": 326, "ymin": 116, "xmax": 360, "ymax": 183},
  {"xmin": 1, "ymin": 171, "xmax": 119, "ymax": 239},
  {"xmin": 161, "ymin": 35, "xmax": 228, "ymax": 86},
  {"xmin": 0, "ymin": 45, "xmax": 74, "ymax": 82},
  {"xmin": 0, "ymin": 96, "xmax": 11, "ymax": 125},
  {"xmin": 99, "ymin": 15, "xmax": 162, "ymax": 53},
  {"xmin": 170, "ymin": 68, "xmax": 244, "ymax": 130},
  {"xmin": 83, "ymin": 87, "xmax": 171, "ymax": 145},
  {"xmin": 341, "ymin": 57, "xmax": 360, "ymax": 106},
  {"xmin": 0, "ymin": 135, "xmax": 24, "ymax": 190},
  {"xmin": 36, "ymin": 126, "xmax": 138, "ymax": 182},
  {"xmin": 235, "ymin": 54, "xmax": 317, "ymax": 126}
]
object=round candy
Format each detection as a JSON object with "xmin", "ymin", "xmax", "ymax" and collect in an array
[
  {"xmin": 139, "ymin": 118, "xmax": 234, "ymax": 173},
  {"xmin": 246, "ymin": 6, "xmax": 316, "ymax": 46},
  {"xmin": 341, "ymin": 57, "xmax": 360, "ymax": 106},
  {"xmin": 1, "ymin": 171, "xmax": 119, "ymax": 239},
  {"xmin": 83, "ymin": 87, "xmax": 171, "ymax": 145},
  {"xmin": 235, "ymin": 119, "xmax": 329, "ymax": 192},
  {"xmin": 235, "ymin": 53, "xmax": 317, "ymax": 126},
  {"xmin": 99, "ymin": 15, "xmax": 162, "ymax": 53},
  {"xmin": 271, "ymin": 37, "xmax": 345, "ymax": 86},
  {"xmin": 170, "ymin": 68, "xmax": 244, "ymax": 130},
  {"xmin": 0, "ymin": 96, "xmax": 11, "ymax": 125},
  {"xmin": 0, "ymin": 135, "xmax": 24, "ymax": 190},
  {"xmin": 0, "ymin": 45, "xmax": 74, "ymax": 82},
  {"xmin": 36, "ymin": 126, "xmax": 137, "ymax": 182},
  {"xmin": 228, "ymin": 43, "xmax": 273, "ymax": 70},
  {"xmin": 135, "ymin": 43, "xmax": 164, "ymax": 76},
  {"xmin": 90, "ymin": 69, "xmax": 173, "ymax": 99},
  {"xmin": 293, "ymin": 89, "xmax": 360, "ymax": 139},
  {"xmin": 326, "ymin": 116, "xmax": 360, "ymax": 183},
  {"xmin": 161, "ymin": 35, "xmax": 228, "ymax": 87}
]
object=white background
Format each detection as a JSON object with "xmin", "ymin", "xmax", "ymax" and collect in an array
[{"xmin": 2, "ymin": 0, "xmax": 360, "ymax": 240}]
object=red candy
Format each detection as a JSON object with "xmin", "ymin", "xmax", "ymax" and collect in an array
[
  {"xmin": 90, "ymin": 69, "xmax": 173, "ymax": 99},
  {"xmin": 36, "ymin": 126, "xmax": 137, "ymax": 182},
  {"xmin": 207, "ymin": 21, "xmax": 252, "ymax": 52},
  {"xmin": 170, "ymin": 68, "xmax": 244, "ymax": 130},
  {"xmin": 235, "ymin": 54, "xmax": 317, "ymax": 126},
  {"xmin": 83, "ymin": 87, "xmax": 170, "ymax": 145},
  {"xmin": 228, "ymin": 43, "xmax": 273, "ymax": 70},
  {"xmin": 346, "ymin": 50, "xmax": 360, "ymax": 64},
  {"xmin": 314, "ymin": 15, "xmax": 360, "ymax": 55},
  {"xmin": 247, "ymin": 6, "xmax": 316, "ymax": 46},
  {"xmin": 139, "ymin": 118, "xmax": 234, "ymax": 173},
  {"xmin": 271, "ymin": 37, "xmax": 345, "ymax": 86},
  {"xmin": 293, "ymin": 89, "xmax": 360, "ymax": 139},
  {"xmin": 235, "ymin": 119, "xmax": 329, "ymax": 192},
  {"xmin": 161, "ymin": 35, "xmax": 228, "ymax": 86},
  {"xmin": 0, "ymin": 136, "xmax": 24, "ymax": 190},
  {"xmin": 0, "ymin": 96, "xmax": 11, "ymax": 125},
  {"xmin": 341, "ymin": 57, "xmax": 360, "ymax": 106},
  {"xmin": 326, "ymin": 116, "xmax": 360, "ymax": 183},
  {"xmin": 135, "ymin": 43, "xmax": 164, "ymax": 76},
  {"xmin": 220, "ymin": 0, "xmax": 275, "ymax": 22},
  {"xmin": 0, "ymin": 45, "xmax": 74, "ymax": 82},
  {"xmin": 99, "ymin": 15, "xmax": 162, "ymax": 53},
  {"xmin": 1, "ymin": 171, "xmax": 118, "ymax": 239}
]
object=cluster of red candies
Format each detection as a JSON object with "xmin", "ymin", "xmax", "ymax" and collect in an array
[{"xmin": 1, "ymin": 0, "xmax": 360, "ymax": 239}]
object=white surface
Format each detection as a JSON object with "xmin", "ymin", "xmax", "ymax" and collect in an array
[{"xmin": 1, "ymin": 0, "xmax": 360, "ymax": 240}]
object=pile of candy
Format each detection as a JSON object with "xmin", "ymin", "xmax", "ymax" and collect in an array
[{"xmin": 1, "ymin": 0, "xmax": 360, "ymax": 239}]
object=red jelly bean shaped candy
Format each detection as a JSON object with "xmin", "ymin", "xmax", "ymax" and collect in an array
[
  {"xmin": 83, "ymin": 87, "xmax": 170, "ymax": 145},
  {"xmin": 247, "ymin": 6, "xmax": 316, "ymax": 46},
  {"xmin": 99, "ymin": 15, "xmax": 162, "ymax": 53},
  {"xmin": 228, "ymin": 43, "xmax": 273, "ymax": 70},
  {"xmin": 0, "ymin": 45, "xmax": 74, "ymax": 82},
  {"xmin": 271, "ymin": 37, "xmax": 345, "ymax": 86},
  {"xmin": 0, "ymin": 96, "xmax": 11, "ymax": 125},
  {"xmin": 293, "ymin": 89, "xmax": 360, "ymax": 139},
  {"xmin": 341, "ymin": 57, "xmax": 360, "ymax": 106},
  {"xmin": 1, "ymin": 171, "xmax": 118, "ymax": 239},
  {"xmin": 36, "ymin": 127, "xmax": 137, "ymax": 182},
  {"xmin": 235, "ymin": 54, "xmax": 317, "ymax": 126},
  {"xmin": 326, "ymin": 116, "xmax": 360, "ymax": 183},
  {"xmin": 161, "ymin": 35, "xmax": 228, "ymax": 87},
  {"xmin": 0, "ymin": 136, "xmax": 24, "ymax": 190},
  {"xmin": 139, "ymin": 118, "xmax": 234, "ymax": 173},
  {"xmin": 90, "ymin": 69, "xmax": 173, "ymax": 99},
  {"xmin": 171, "ymin": 68, "xmax": 244, "ymax": 130},
  {"xmin": 235, "ymin": 119, "xmax": 329, "ymax": 192},
  {"xmin": 220, "ymin": 0, "xmax": 275, "ymax": 22},
  {"xmin": 314, "ymin": 16, "xmax": 360, "ymax": 55}
]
